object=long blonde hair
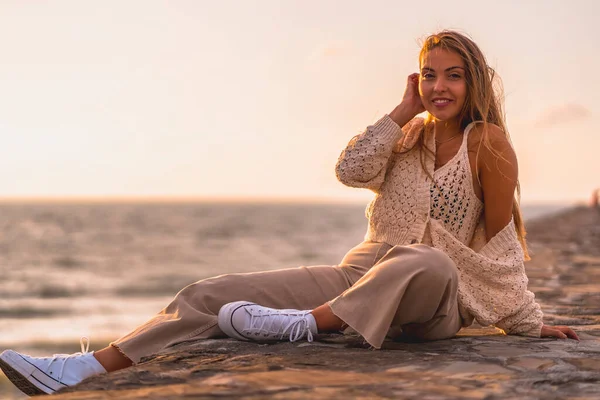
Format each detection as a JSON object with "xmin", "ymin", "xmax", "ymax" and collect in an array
[{"xmin": 416, "ymin": 30, "xmax": 530, "ymax": 260}]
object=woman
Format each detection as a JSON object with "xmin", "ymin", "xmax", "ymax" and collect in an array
[{"xmin": 0, "ymin": 30, "xmax": 579, "ymax": 397}]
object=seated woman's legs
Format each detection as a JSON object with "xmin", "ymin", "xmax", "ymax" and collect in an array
[
  {"xmin": 0, "ymin": 240, "xmax": 384, "ymax": 396},
  {"xmin": 95, "ymin": 266, "xmax": 350, "ymax": 373},
  {"xmin": 111, "ymin": 264, "xmax": 353, "ymax": 363},
  {"xmin": 215, "ymin": 242, "xmax": 392, "ymax": 341},
  {"xmin": 219, "ymin": 244, "xmax": 462, "ymax": 348},
  {"xmin": 328, "ymin": 244, "xmax": 462, "ymax": 347},
  {"xmin": 0, "ymin": 264, "xmax": 354, "ymax": 396}
]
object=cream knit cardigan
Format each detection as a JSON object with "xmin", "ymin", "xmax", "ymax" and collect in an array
[{"xmin": 335, "ymin": 115, "xmax": 544, "ymax": 337}]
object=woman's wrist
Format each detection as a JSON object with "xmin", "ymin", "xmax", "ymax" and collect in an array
[{"xmin": 388, "ymin": 103, "xmax": 417, "ymax": 128}]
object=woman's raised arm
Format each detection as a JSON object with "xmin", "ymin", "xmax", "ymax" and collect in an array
[{"xmin": 335, "ymin": 74, "xmax": 424, "ymax": 192}]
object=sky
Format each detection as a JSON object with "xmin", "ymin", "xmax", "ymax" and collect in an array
[{"xmin": 0, "ymin": 0, "xmax": 597, "ymax": 204}]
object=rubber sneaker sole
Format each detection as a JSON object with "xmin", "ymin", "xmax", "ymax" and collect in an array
[
  {"xmin": 0, "ymin": 350, "xmax": 66, "ymax": 396},
  {"xmin": 217, "ymin": 301, "xmax": 256, "ymax": 341}
]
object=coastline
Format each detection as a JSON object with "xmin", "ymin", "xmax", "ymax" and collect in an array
[{"xmin": 41, "ymin": 205, "xmax": 600, "ymax": 399}]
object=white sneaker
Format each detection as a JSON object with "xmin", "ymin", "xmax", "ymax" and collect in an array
[
  {"xmin": 218, "ymin": 301, "xmax": 318, "ymax": 343},
  {"xmin": 0, "ymin": 337, "xmax": 107, "ymax": 396}
]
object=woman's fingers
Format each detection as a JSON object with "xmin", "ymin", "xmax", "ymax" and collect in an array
[
  {"xmin": 550, "ymin": 328, "xmax": 567, "ymax": 339},
  {"xmin": 406, "ymin": 73, "xmax": 419, "ymax": 91},
  {"xmin": 560, "ymin": 326, "xmax": 580, "ymax": 341},
  {"xmin": 554, "ymin": 326, "xmax": 580, "ymax": 341},
  {"xmin": 541, "ymin": 325, "xmax": 580, "ymax": 341},
  {"xmin": 399, "ymin": 73, "xmax": 425, "ymax": 115}
]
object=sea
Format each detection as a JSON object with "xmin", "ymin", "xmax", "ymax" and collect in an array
[{"xmin": 0, "ymin": 200, "xmax": 573, "ymax": 398}]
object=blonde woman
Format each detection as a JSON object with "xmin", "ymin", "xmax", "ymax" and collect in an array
[{"xmin": 0, "ymin": 31, "xmax": 579, "ymax": 396}]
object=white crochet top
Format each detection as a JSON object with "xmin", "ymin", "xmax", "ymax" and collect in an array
[
  {"xmin": 335, "ymin": 114, "xmax": 544, "ymax": 337},
  {"xmin": 427, "ymin": 123, "xmax": 484, "ymax": 245}
]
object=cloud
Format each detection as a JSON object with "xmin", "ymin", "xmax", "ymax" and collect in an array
[{"xmin": 533, "ymin": 103, "xmax": 592, "ymax": 128}]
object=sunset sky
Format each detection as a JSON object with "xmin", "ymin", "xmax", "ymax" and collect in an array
[{"xmin": 0, "ymin": 0, "xmax": 597, "ymax": 204}]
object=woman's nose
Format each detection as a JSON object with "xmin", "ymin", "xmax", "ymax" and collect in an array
[{"xmin": 433, "ymin": 78, "xmax": 447, "ymax": 92}]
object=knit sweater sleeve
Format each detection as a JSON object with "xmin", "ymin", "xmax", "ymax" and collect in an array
[
  {"xmin": 429, "ymin": 218, "xmax": 544, "ymax": 338},
  {"xmin": 335, "ymin": 115, "xmax": 404, "ymax": 192}
]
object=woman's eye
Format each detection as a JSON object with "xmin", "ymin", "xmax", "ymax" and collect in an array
[
  {"xmin": 422, "ymin": 73, "xmax": 434, "ymax": 79},
  {"xmin": 449, "ymin": 74, "xmax": 462, "ymax": 79}
]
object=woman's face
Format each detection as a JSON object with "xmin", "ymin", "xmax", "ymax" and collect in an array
[{"xmin": 419, "ymin": 48, "xmax": 467, "ymax": 123}]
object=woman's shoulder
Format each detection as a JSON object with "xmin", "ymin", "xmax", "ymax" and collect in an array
[
  {"xmin": 467, "ymin": 122, "xmax": 509, "ymax": 146},
  {"xmin": 466, "ymin": 122, "xmax": 515, "ymax": 158}
]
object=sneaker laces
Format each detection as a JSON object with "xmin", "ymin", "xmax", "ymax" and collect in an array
[
  {"xmin": 47, "ymin": 337, "xmax": 91, "ymax": 381},
  {"xmin": 245, "ymin": 310, "xmax": 314, "ymax": 342}
]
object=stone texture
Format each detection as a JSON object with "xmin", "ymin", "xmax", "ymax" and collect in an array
[{"xmin": 51, "ymin": 206, "xmax": 600, "ymax": 399}]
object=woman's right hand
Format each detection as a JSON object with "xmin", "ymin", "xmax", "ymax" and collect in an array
[
  {"xmin": 401, "ymin": 73, "xmax": 426, "ymax": 115},
  {"xmin": 389, "ymin": 73, "xmax": 426, "ymax": 127}
]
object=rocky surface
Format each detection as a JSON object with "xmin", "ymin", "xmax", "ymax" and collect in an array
[{"xmin": 48, "ymin": 206, "xmax": 600, "ymax": 399}]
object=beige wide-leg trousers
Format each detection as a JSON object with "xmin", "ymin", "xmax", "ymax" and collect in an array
[{"xmin": 111, "ymin": 242, "xmax": 463, "ymax": 363}]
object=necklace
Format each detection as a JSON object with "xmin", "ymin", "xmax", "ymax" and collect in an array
[{"xmin": 435, "ymin": 132, "xmax": 462, "ymax": 145}]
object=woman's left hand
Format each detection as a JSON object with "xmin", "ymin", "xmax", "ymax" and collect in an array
[{"xmin": 541, "ymin": 324, "xmax": 580, "ymax": 341}]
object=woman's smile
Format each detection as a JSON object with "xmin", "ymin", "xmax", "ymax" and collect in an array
[{"xmin": 431, "ymin": 97, "xmax": 454, "ymax": 108}]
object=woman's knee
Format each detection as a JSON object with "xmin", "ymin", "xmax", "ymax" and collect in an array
[
  {"xmin": 374, "ymin": 244, "xmax": 457, "ymax": 284},
  {"xmin": 419, "ymin": 246, "xmax": 458, "ymax": 282},
  {"xmin": 176, "ymin": 273, "xmax": 243, "ymax": 311}
]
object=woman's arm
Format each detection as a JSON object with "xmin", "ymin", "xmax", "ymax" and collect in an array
[
  {"xmin": 475, "ymin": 123, "xmax": 518, "ymax": 241},
  {"xmin": 335, "ymin": 74, "xmax": 424, "ymax": 192},
  {"xmin": 334, "ymin": 114, "xmax": 404, "ymax": 192},
  {"xmin": 477, "ymin": 124, "xmax": 579, "ymax": 340}
]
